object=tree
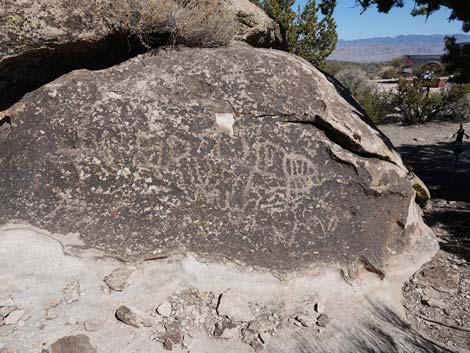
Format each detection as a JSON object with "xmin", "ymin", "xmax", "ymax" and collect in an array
[
  {"xmin": 263, "ymin": 0, "xmax": 297, "ymax": 48},
  {"xmin": 356, "ymin": 0, "xmax": 470, "ymax": 32},
  {"xmin": 442, "ymin": 36, "xmax": 470, "ymax": 83},
  {"xmin": 262, "ymin": 0, "xmax": 338, "ymax": 68},
  {"xmin": 295, "ymin": 0, "xmax": 338, "ymax": 68}
]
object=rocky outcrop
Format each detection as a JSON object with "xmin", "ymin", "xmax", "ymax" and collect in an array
[
  {"xmin": 0, "ymin": 43, "xmax": 437, "ymax": 274},
  {"xmin": 0, "ymin": 0, "xmax": 284, "ymax": 110},
  {"xmin": 227, "ymin": 0, "xmax": 285, "ymax": 49}
]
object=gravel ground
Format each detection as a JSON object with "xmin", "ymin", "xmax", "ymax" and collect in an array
[{"xmin": 381, "ymin": 122, "xmax": 470, "ymax": 352}]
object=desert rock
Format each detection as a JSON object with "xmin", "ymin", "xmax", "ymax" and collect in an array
[
  {"xmin": 0, "ymin": 44, "xmax": 436, "ymax": 273},
  {"xmin": 50, "ymin": 334, "xmax": 97, "ymax": 353}
]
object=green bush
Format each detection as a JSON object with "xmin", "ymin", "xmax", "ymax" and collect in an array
[
  {"xmin": 358, "ymin": 89, "xmax": 394, "ymax": 124},
  {"xmin": 393, "ymin": 79, "xmax": 445, "ymax": 125},
  {"xmin": 335, "ymin": 67, "xmax": 394, "ymax": 124},
  {"xmin": 441, "ymin": 84, "xmax": 470, "ymax": 121}
]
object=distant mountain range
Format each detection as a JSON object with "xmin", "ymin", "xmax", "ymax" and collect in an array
[{"xmin": 329, "ymin": 34, "xmax": 470, "ymax": 63}]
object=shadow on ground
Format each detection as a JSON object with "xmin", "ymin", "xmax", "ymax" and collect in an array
[
  {"xmin": 269, "ymin": 302, "xmax": 453, "ymax": 353},
  {"xmin": 395, "ymin": 141, "xmax": 470, "ymax": 262}
]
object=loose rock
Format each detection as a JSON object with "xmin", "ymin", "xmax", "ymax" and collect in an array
[
  {"xmin": 157, "ymin": 302, "xmax": 172, "ymax": 317},
  {"xmin": 62, "ymin": 280, "xmax": 80, "ymax": 304},
  {"xmin": 50, "ymin": 334, "xmax": 97, "ymax": 353},
  {"xmin": 295, "ymin": 315, "xmax": 315, "ymax": 328},
  {"xmin": 115, "ymin": 305, "xmax": 141, "ymax": 328},
  {"xmin": 316, "ymin": 314, "xmax": 330, "ymax": 328},
  {"xmin": 4, "ymin": 309, "xmax": 25, "ymax": 325},
  {"xmin": 103, "ymin": 267, "xmax": 133, "ymax": 292},
  {"xmin": 159, "ymin": 329, "xmax": 183, "ymax": 351},
  {"xmin": 217, "ymin": 289, "xmax": 255, "ymax": 322},
  {"xmin": 0, "ymin": 306, "xmax": 16, "ymax": 319},
  {"xmin": 84, "ymin": 320, "xmax": 103, "ymax": 332}
]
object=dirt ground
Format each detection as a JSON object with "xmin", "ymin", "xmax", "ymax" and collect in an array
[{"xmin": 381, "ymin": 122, "xmax": 470, "ymax": 352}]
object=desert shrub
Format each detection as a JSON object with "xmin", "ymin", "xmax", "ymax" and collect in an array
[
  {"xmin": 379, "ymin": 65, "xmax": 398, "ymax": 79},
  {"xmin": 335, "ymin": 68, "xmax": 373, "ymax": 98},
  {"xmin": 392, "ymin": 79, "xmax": 446, "ymax": 125},
  {"xmin": 175, "ymin": 0, "xmax": 237, "ymax": 47},
  {"xmin": 358, "ymin": 89, "xmax": 394, "ymax": 124},
  {"xmin": 334, "ymin": 67, "xmax": 394, "ymax": 124},
  {"xmin": 106, "ymin": 0, "xmax": 236, "ymax": 47},
  {"xmin": 441, "ymin": 84, "xmax": 470, "ymax": 121}
]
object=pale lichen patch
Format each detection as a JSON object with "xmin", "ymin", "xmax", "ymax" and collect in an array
[{"xmin": 215, "ymin": 113, "xmax": 235, "ymax": 137}]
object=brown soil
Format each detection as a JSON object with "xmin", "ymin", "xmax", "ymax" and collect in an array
[{"xmin": 381, "ymin": 122, "xmax": 470, "ymax": 352}]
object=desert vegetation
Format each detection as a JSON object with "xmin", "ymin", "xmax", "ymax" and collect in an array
[
  {"xmin": 334, "ymin": 65, "xmax": 470, "ymax": 125},
  {"xmin": 107, "ymin": 0, "xmax": 237, "ymax": 47}
]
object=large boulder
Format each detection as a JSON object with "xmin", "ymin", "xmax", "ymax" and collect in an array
[
  {"xmin": 0, "ymin": 0, "xmax": 284, "ymax": 110},
  {"xmin": 0, "ymin": 43, "xmax": 436, "ymax": 273}
]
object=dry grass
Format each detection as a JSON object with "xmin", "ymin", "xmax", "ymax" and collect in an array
[{"xmin": 106, "ymin": 0, "xmax": 236, "ymax": 47}]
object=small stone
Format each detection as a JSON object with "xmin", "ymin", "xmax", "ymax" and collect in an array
[
  {"xmin": 314, "ymin": 303, "xmax": 324, "ymax": 314},
  {"xmin": 163, "ymin": 339, "xmax": 173, "ymax": 351},
  {"xmin": 259, "ymin": 332, "xmax": 271, "ymax": 344},
  {"xmin": 316, "ymin": 314, "xmax": 329, "ymax": 328},
  {"xmin": 241, "ymin": 328, "xmax": 258, "ymax": 344},
  {"xmin": 217, "ymin": 289, "xmax": 255, "ymax": 322},
  {"xmin": 213, "ymin": 320, "xmax": 238, "ymax": 338},
  {"xmin": 50, "ymin": 334, "xmax": 97, "ymax": 353},
  {"xmin": 159, "ymin": 329, "xmax": 182, "ymax": 351},
  {"xmin": 220, "ymin": 326, "xmax": 239, "ymax": 339},
  {"xmin": 295, "ymin": 315, "xmax": 315, "ymax": 327},
  {"xmin": 45, "ymin": 309, "xmax": 58, "ymax": 321},
  {"xmin": 251, "ymin": 338, "xmax": 264, "ymax": 352},
  {"xmin": 62, "ymin": 280, "xmax": 80, "ymax": 304},
  {"xmin": 4, "ymin": 309, "xmax": 25, "ymax": 325},
  {"xmin": 0, "ymin": 306, "xmax": 17, "ymax": 319},
  {"xmin": 249, "ymin": 320, "xmax": 277, "ymax": 332},
  {"xmin": 84, "ymin": 320, "xmax": 103, "ymax": 332},
  {"xmin": 157, "ymin": 302, "xmax": 172, "ymax": 317},
  {"xmin": 45, "ymin": 298, "xmax": 62, "ymax": 309},
  {"xmin": 115, "ymin": 305, "xmax": 141, "ymax": 328},
  {"xmin": 182, "ymin": 334, "xmax": 192, "ymax": 348},
  {"xmin": 0, "ymin": 297, "xmax": 14, "ymax": 307},
  {"xmin": 103, "ymin": 267, "xmax": 133, "ymax": 292}
]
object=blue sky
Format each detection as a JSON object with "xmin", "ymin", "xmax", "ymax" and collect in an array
[{"xmin": 295, "ymin": 0, "xmax": 464, "ymax": 40}]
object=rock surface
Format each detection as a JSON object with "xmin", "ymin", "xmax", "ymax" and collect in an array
[
  {"xmin": 0, "ymin": 226, "xmax": 451, "ymax": 353},
  {"xmin": 50, "ymin": 334, "xmax": 97, "ymax": 353},
  {"xmin": 0, "ymin": 43, "xmax": 436, "ymax": 273},
  {"xmin": 226, "ymin": 0, "xmax": 284, "ymax": 48},
  {"xmin": 0, "ymin": 0, "xmax": 284, "ymax": 110}
]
